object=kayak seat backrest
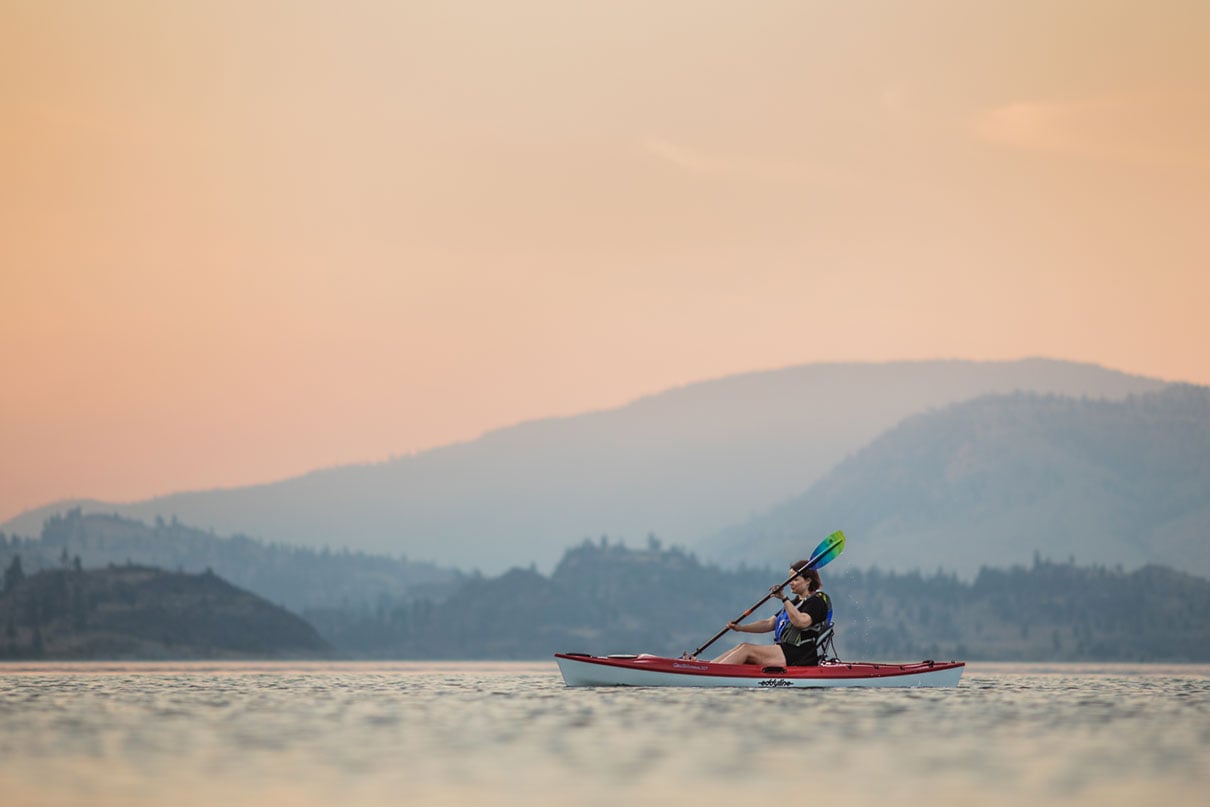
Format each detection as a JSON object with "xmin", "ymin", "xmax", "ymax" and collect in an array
[{"xmin": 814, "ymin": 624, "xmax": 837, "ymax": 662}]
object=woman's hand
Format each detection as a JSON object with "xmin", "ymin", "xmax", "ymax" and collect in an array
[
  {"xmin": 727, "ymin": 621, "xmax": 741, "ymax": 631},
  {"xmin": 770, "ymin": 585, "xmax": 788, "ymax": 601}
]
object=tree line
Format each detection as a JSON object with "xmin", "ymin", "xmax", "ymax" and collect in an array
[
  {"xmin": 6, "ymin": 514, "xmax": 1208, "ymax": 662},
  {"xmin": 0, "ymin": 559, "xmax": 330, "ymax": 659},
  {"xmin": 305, "ymin": 538, "xmax": 1210, "ymax": 661}
]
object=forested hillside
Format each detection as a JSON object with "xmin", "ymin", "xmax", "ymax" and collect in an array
[
  {"xmin": 0, "ymin": 563, "xmax": 330, "ymax": 660},
  {"xmin": 305, "ymin": 540, "xmax": 1210, "ymax": 662},
  {"xmin": 5, "ymin": 515, "xmax": 1206, "ymax": 662}
]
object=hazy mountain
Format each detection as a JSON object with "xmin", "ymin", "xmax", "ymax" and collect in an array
[
  {"xmin": 707, "ymin": 385, "xmax": 1210, "ymax": 578},
  {"xmin": 0, "ymin": 510, "xmax": 460, "ymax": 613},
  {"xmin": 2, "ymin": 359, "xmax": 1164, "ymax": 573}
]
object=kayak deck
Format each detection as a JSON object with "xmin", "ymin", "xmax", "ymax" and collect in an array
[{"xmin": 555, "ymin": 653, "xmax": 964, "ymax": 688}]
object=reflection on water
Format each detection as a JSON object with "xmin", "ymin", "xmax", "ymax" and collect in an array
[{"xmin": 1, "ymin": 662, "xmax": 1207, "ymax": 806}]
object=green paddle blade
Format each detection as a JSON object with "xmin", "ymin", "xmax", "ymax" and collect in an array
[{"xmin": 806, "ymin": 530, "xmax": 845, "ymax": 570}]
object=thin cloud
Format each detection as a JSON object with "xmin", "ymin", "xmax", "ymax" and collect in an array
[
  {"xmin": 971, "ymin": 92, "xmax": 1210, "ymax": 170},
  {"xmin": 643, "ymin": 138, "xmax": 721, "ymax": 176},
  {"xmin": 641, "ymin": 138, "xmax": 855, "ymax": 187}
]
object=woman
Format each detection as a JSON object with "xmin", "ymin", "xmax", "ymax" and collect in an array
[{"xmin": 707, "ymin": 561, "xmax": 832, "ymax": 667}]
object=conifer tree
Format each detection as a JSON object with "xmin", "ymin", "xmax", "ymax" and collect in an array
[{"xmin": 3, "ymin": 556, "xmax": 24, "ymax": 593}]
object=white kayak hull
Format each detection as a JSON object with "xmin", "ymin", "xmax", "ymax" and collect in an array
[{"xmin": 555, "ymin": 653, "xmax": 964, "ymax": 688}]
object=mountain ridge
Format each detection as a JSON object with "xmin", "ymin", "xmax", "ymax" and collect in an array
[
  {"xmin": 707, "ymin": 384, "xmax": 1210, "ymax": 578},
  {"xmin": 2, "ymin": 358, "xmax": 1166, "ymax": 573},
  {"xmin": 0, "ymin": 509, "xmax": 460, "ymax": 613}
]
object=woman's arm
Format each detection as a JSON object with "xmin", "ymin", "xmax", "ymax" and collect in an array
[
  {"xmin": 728, "ymin": 616, "xmax": 776, "ymax": 633},
  {"xmin": 781, "ymin": 596, "xmax": 815, "ymax": 629}
]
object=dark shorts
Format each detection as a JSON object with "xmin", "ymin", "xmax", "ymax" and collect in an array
[{"xmin": 779, "ymin": 642, "xmax": 820, "ymax": 667}]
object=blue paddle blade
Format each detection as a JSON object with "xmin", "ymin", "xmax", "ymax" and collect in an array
[{"xmin": 806, "ymin": 530, "xmax": 846, "ymax": 570}]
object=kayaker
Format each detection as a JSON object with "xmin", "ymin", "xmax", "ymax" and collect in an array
[{"xmin": 697, "ymin": 561, "xmax": 832, "ymax": 666}]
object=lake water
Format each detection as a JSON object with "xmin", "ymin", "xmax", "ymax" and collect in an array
[{"xmin": 1, "ymin": 662, "xmax": 1207, "ymax": 806}]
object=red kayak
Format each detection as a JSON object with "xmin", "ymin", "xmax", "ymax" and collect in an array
[{"xmin": 555, "ymin": 653, "xmax": 965, "ymax": 688}]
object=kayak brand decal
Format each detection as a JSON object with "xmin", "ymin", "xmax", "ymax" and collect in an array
[
  {"xmin": 672, "ymin": 662, "xmax": 710, "ymax": 671},
  {"xmin": 758, "ymin": 678, "xmax": 794, "ymax": 688}
]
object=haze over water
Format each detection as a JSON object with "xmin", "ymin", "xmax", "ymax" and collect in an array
[{"xmin": 1, "ymin": 662, "xmax": 1207, "ymax": 806}]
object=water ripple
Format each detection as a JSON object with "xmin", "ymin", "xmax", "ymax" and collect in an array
[{"xmin": 0, "ymin": 662, "xmax": 1206, "ymax": 806}]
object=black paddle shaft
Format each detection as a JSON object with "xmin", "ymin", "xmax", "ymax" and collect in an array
[{"xmin": 688, "ymin": 565, "xmax": 811, "ymax": 659}]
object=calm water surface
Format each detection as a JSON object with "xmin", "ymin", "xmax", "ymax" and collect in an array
[{"xmin": 1, "ymin": 662, "xmax": 1207, "ymax": 806}]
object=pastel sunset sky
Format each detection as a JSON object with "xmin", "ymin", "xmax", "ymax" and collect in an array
[{"xmin": 2, "ymin": 1, "xmax": 1208, "ymax": 523}]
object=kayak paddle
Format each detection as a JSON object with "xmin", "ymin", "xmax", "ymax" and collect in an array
[{"xmin": 687, "ymin": 530, "xmax": 846, "ymax": 659}]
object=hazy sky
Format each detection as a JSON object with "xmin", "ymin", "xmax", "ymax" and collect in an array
[{"xmin": 2, "ymin": 0, "xmax": 1208, "ymax": 522}]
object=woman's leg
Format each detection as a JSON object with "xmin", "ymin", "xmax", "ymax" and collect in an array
[{"xmin": 710, "ymin": 643, "xmax": 787, "ymax": 666}]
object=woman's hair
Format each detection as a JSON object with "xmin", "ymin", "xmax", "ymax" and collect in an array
[{"xmin": 790, "ymin": 560, "xmax": 821, "ymax": 592}]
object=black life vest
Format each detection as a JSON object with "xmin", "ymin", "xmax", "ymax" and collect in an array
[{"xmin": 774, "ymin": 590, "xmax": 832, "ymax": 647}]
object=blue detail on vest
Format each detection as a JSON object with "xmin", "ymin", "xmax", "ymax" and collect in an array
[{"xmin": 774, "ymin": 609, "xmax": 790, "ymax": 643}]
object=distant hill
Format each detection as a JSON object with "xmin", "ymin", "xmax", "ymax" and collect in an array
[
  {"xmin": 0, "ymin": 510, "xmax": 459, "ymax": 613},
  {"xmin": 0, "ymin": 563, "xmax": 330, "ymax": 660},
  {"xmin": 0, "ymin": 359, "xmax": 1163, "ymax": 573},
  {"xmin": 707, "ymin": 385, "xmax": 1210, "ymax": 578},
  {"xmin": 305, "ymin": 539, "xmax": 1210, "ymax": 662}
]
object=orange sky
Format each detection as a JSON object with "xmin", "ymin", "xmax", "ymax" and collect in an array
[{"xmin": 2, "ymin": 0, "xmax": 1208, "ymax": 523}]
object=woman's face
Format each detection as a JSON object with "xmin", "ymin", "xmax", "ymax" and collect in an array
[{"xmin": 788, "ymin": 572, "xmax": 810, "ymax": 594}]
